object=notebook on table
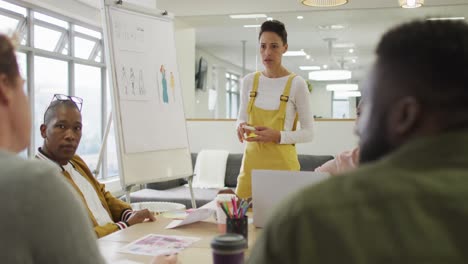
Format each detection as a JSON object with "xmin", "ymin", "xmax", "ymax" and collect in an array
[{"xmin": 252, "ymin": 170, "xmax": 330, "ymax": 228}]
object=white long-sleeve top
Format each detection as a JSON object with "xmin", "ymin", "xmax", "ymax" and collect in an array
[{"xmin": 237, "ymin": 72, "xmax": 314, "ymax": 144}]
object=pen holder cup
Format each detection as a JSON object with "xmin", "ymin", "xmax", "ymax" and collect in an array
[{"xmin": 226, "ymin": 216, "xmax": 248, "ymax": 247}]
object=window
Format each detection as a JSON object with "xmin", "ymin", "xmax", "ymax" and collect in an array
[
  {"xmin": 106, "ymin": 84, "xmax": 119, "ymax": 177},
  {"xmin": 33, "ymin": 56, "xmax": 68, "ymax": 150},
  {"xmin": 33, "ymin": 25, "xmax": 64, "ymax": 52},
  {"xmin": 225, "ymin": 72, "xmax": 240, "ymax": 119},
  {"xmin": 75, "ymin": 64, "xmax": 102, "ymax": 170},
  {"xmin": 16, "ymin": 52, "xmax": 27, "ymax": 158},
  {"xmin": 0, "ymin": 1, "xmax": 117, "ymax": 179},
  {"xmin": 0, "ymin": 0, "xmax": 27, "ymax": 40},
  {"xmin": 332, "ymin": 100, "xmax": 350, "ymax": 118}
]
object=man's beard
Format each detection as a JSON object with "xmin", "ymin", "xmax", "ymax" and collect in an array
[{"xmin": 359, "ymin": 118, "xmax": 394, "ymax": 164}]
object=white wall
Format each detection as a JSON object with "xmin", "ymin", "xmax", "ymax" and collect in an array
[
  {"xmin": 186, "ymin": 120, "xmax": 358, "ymax": 156},
  {"xmin": 174, "ymin": 20, "xmax": 196, "ymax": 118}
]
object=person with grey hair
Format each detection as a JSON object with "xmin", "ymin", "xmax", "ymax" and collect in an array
[
  {"xmin": 0, "ymin": 34, "xmax": 176, "ymax": 264},
  {"xmin": 0, "ymin": 34, "xmax": 105, "ymax": 263}
]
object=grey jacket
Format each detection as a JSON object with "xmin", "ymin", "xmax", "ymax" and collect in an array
[{"xmin": 0, "ymin": 150, "xmax": 105, "ymax": 263}]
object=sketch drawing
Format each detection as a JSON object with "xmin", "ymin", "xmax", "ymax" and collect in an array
[
  {"xmin": 160, "ymin": 65, "xmax": 169, "ymax": 104},
  {"xmin": 121, "ymin": 66, "xmax": 128, "ymax": 95},
  {"xmin": 138, "ymin": 69, "xmax": 145, "ymax": 95}
]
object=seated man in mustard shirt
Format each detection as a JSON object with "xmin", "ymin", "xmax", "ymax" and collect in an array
[{"xmin": 36, "ymin": 95, "xmax": 155, "ymax": 238}]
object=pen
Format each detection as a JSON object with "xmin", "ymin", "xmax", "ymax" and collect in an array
[
  {"xmin": 232, "ymin": 197, "xmax": 238, "ymax": 218},
  {"xmin": 222, "ymin": 202, "xmax": 231, "ymax": 218}
]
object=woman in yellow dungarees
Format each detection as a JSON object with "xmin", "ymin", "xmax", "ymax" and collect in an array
[{"xmin": 236, "ymin": 20, "xmax": 314, "ymax": 199}]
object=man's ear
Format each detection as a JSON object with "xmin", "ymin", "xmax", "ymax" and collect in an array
[
  {"xmin": 40, "ymin": 124, "xmax": 47, "ymax": 139},
  {"xmin": 283, "ymin": 43, "xmax": 288, "ymax": 54},
  {"xmin": 0, "ymin": 74, "xmax": 12, "ymax": 105},
  {"xmin": 387, "ymin": 96, "xmax": 421, "ymax": 141}
]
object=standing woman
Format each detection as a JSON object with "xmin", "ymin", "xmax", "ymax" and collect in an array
[{"xmin": 236, "ymin": 20, "xmax": 314, "ymax": 199}]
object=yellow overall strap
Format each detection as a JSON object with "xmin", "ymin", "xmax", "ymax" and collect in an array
[
  {"xmin": 247, "ymin": 72, "xmax": 261, "ymax": 114},
  {"xmin": 278, "ymin": 74, "xmax": 297, "ymax": 129}
]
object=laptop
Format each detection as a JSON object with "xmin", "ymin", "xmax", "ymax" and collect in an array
[{"xmin": 252, "ymin": 170, "xmax": 330, "ymax": 228}]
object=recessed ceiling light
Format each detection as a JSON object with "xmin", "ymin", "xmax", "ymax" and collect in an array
[
  {"xmin": 399, "ymin": 0, "xmax": 423, "ymax": 8},
  {"xmin": 326, "ymin": 83, "xmax": 358, "ymax": 91},
  {"xmin": 348, "ymin": 48, "xmax": 354, "ymax": 53},
  {"xmin": 243, "ymin": 24, "xmax": 261, "ymax": 28},
  {"xmin": 323, "ymin": 64, "xmax": 328, "ymax": 69},
  {"xmin": 267, "ymin": 17, "xmax": 273, "ymax": 21},
  {"xmin": 284, "ymin": 50, "xmax": 307, "ymax": 56},
  {"xmin": 330, "ymin": 24, "xmax": 345, "ymax": 30},
  {"xmin": 309, "ymin": 70, "xmax": 352, "ymax": 81},
  {"xmin": 427, "ymin": 17, "xmax": 465, "ymax": 21},
  {"xmin": 351, "ymin": 59, "xmax": 356, "ymax": 63},
  {"xmin": 299, "ymin": 66, "xmax": 321, "ymax": 71},
  {"xmin": 334, "ymin": 91, "xmax": 361, "ymax": 99},
  {"xmin": 230, "ymin": 14, "xmax": 267, "ymax": 19},
  {"xmin": 302, "ymin": 0, "xmax": 348, "ymax": 7},
  {"xmin": 333, "ymin": 42, "xmax": 355, "ymax": 48},
  {"xmin": 318, "ymin": 24, "xmax": 345, "ymax": 30},
  {"xmin": 297, "ymin": 16, "xmax": 304, "ymax": 20},
  {"xmin": 305, "ymin": 55, "xmax": 311, "ymax": 60}
]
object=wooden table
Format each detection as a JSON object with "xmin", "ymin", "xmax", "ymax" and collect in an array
[{"xmin": 99, "ymin": 211, "xmax": 259, "ymax": 263}]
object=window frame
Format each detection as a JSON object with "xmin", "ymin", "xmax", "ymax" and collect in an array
[
  {"xmin": 0, "ymin": 0, "xmax": 113, "ymax": 179},
  {"xmin": 225, "ymin": 72, "xmax": 240, "ymax": 119}
]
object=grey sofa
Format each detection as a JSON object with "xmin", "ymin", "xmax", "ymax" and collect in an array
[{"xmin": 129, "ymin": 153, "xmax": 333, "ymax": 208}]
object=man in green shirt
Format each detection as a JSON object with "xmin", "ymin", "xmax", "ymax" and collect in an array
[{"xmin": 249, "ymin": 20, "xmax": 468, "ymax": 263}]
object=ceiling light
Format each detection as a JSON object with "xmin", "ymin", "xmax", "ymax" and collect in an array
[
  {"xmin": 297, "ymin": 16, "xmax": 304, "ymax": 20},
  {"xmin": 334, "ymin": 91, "xmax": 361, "ymax": 99},
  {"xmin": 267, "ymin": 17, "xmax": 273, "ymax": 21},
  {"xmin": 305, "ymin": 55, "xmax": 311, "ymax": 60},
  {"xmin": 326, "ymin": 83, "xmax": 358, "ymax": 91},
  {"xmin": 309, "ymin": 70, "xmax": 352, "ymax": 81},
  {"xmin": 230, "ymin": 14, "xmax": 267, "ymax": 19},
  {"xmin": 302, "ymin": 0, "xmax": 348, "ymax": 7},
  {"xmin": 330, "ymin": 24, "xmax": 345, "ymax": 30},
  {"xmin": 427, "ymin": 17, "xmax": 465, "ymax": 21},
  {"xmin": 348, "ymin": 48, "xmax": 354, "ymax": 53},
  {"xmin": 243, "ymin": 24, "xmax": 261, "ymax": 28},
  {"xmin": 399, "ymin": 0, "xmax": 423, "ymax": 8},
  {"xmin": 351, "ymin": 59, "xmax": 356, "ymax": 63},
  {"xmin": 284, "ymin": 50, "xmax": 307, "ymax": 56},
  {"xmin": 333, "ymin": 42, "xmax": 354, "ymax": 48},
  {"xmin": 300, "ymin": 66, "xmax": 321, "ymax": 71},
  {"xmin": 323, "ymin": 64, "xmax": 328, "ymax": 69},
  {"xmin": 318, "ymin": 24, "xmax": 346, "ymax": 30}
]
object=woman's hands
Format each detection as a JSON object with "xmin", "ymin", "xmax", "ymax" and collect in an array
[
  {"xmin": 237, "ymin": 123, "xmax": 281, "ymax": 143},
  {"xmin": 245, "ymin": 126, "xmax": 281, "ymax": 143},
  {"xmin": 237, "ymin": 122, "xmax": 248, "ymax": 143}
]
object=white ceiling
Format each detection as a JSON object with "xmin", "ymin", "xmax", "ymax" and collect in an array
[{"xmin": 155, "ymin": 0, "xmax": 468, "ymax": 83}]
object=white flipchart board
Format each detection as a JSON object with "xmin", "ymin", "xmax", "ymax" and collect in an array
[{"xmin": 101, "ymin": 1, "xmax": 193, "ymax": 190}]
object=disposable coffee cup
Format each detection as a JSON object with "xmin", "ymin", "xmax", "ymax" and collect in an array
[
  {"xmin": 215, "ymin": 194, "xmax": 236, "ymax": 233},
  {"xmin": 211, "ymin": 233, "xmax": 247, "ymax": 264}
]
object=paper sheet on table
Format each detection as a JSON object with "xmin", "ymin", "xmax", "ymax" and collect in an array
[
  {"xmin": 165, "ymin": 208, "xmax": 214, "ymax": 229},
  {"xmin": 119, "ymin": 234, "xmax": 200, "ymax": 256}
]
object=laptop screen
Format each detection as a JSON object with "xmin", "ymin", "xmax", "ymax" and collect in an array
[{"xmin": 252, "ymin": 170, "xmax": 330, "ymax": 228}]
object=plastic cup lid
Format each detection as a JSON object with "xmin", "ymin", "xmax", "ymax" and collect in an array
[{"xmin": 211, "ymin": 234, "xmax": 247, "ymax": 251}]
